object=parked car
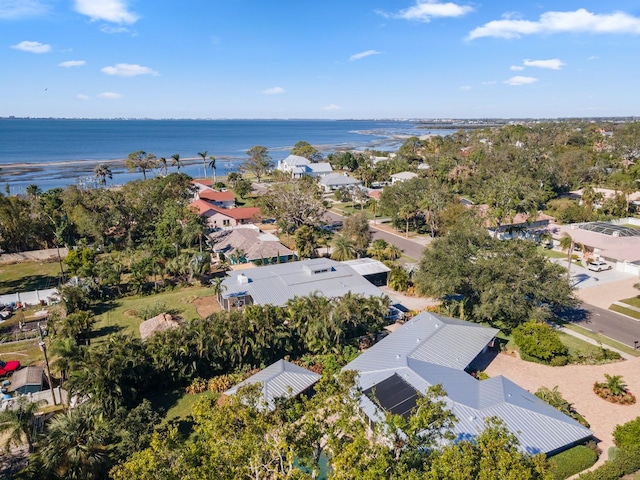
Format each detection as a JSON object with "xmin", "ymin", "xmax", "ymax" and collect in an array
[
  {"xmin": 0, "ymin": 360, "xmax": 20, "ymax": 376},
  {"xmin": 587, "ymin": 260, "xmax": 612, "ymax": 272}
]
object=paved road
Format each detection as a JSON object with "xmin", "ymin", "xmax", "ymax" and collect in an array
[
  {"xmin": 324, "ymin": 211, "xmax": 427, "ymax": 261},
  {"xmin": 559, "ymin": 302, "xmax": 640, "ymax": 349}
]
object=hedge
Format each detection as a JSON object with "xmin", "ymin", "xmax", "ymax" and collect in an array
[
  {"xmin": 577, "ymin": 447, "xmax": 640, "ymax": 480},
  {"xmin": 613, "ymin": 416, "xmax": 640, "ymax": 448},
  {"xmin": 551, "ymin": 445, "xmax": 598, "ymax": 480}
]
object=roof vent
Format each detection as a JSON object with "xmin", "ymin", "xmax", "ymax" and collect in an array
[
  {"xmin": 237, "ymin": 274, "xmax": 250, "ymax": 284},
  {"xmin": 396, "ymin": 354, "xmax": 401, "ymax": 359},
  {"xmin": 416, "ymin": 338, "xmax": 420, "ymax": 343}
]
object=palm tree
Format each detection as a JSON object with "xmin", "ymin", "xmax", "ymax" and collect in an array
[
  {"xmin": 36, "ymin": 402, "xmax": 109, "ymax": 479},
  {"xmin": 367, "ymin": 238, "xmax": 389, "ymax": 260},
  {"xmin": 170, "ymin": 153, "xmax": 183, "ymax": 172},
  {"xmin": 50, "ymin": 336, "xmax": 83, "ymax": 388},
  {"xmin": 0, "ymin": 397, "xmax": 45, "ymax": 452},
  {"xmin": 604, "ymin": 374, "xmax": 627, "ymax": 396},
  {"xmin": 93, "ymin": 164, "xmax": 112, "ymax": 187},
  {"xmin": 208, "ymin": 156, "xmax": 217, "ymax": 183},
  {"xmin": 559, "ymin": 233, "xmax": 576, "ymax": 280},
  {"xmin": 398, "ymin": 205, "xmax": 414, "ymax": 238},
  {"xmin": 25, "ymin": 184, "xmax": 41, "ymax": 198},
  {"xmin": 385, "ymin": 244, "xmax": 402, "ymax": 261},
  {"xmin": 330, "ymin": 234, "xmax": 356, "ymax": 261},
  {"xmin": 210, "ymin": 277, "xmax": 227, "ymax": 301},
  {"xmin": 198, "ymin": 151, "xmax": 208, "ymax": 178},
  {"xmin": 158, "ymin": 157, "xmax": 168, "ymax": 176}
]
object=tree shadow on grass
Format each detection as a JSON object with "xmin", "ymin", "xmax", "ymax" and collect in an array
[
  {"xmin": 89, "ymin": 324, "xmax": 124, "ymax": 340},
  {"xmin": 0, "ymin": 274, "xmax": 59, "ymax": 296}
]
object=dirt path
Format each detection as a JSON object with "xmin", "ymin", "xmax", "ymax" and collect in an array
[
  {"xmin": 485, "ymin": 353, "xmax": 640, "ymax": 462},
  {"xmin": 193, "ymin": 295, "xmax": 222, "ymax": 318}
]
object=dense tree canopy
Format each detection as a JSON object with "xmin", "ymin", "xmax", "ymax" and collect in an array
[{"xmin": 414, "ymin": 226, "xmax": 577, "ymax": 330}]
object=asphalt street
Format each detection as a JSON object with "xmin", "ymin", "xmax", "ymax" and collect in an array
[
  {"xmin": 324, "ymin": 211, "xmax": 427, "ymax": 261},
  {"xmin": 559, "ymin": 302, "xmax": 640, "ymax": 350}
]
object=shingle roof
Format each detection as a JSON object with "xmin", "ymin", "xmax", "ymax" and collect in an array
[
  {"xmin": 343, "ymin": 312, "xmax": 592, "ymax": 455},
  {"xmin": 224, "ymin": 359, "xmax": 321, "ymax": 411},
  {"xmin": 221, "ymin": 258, "xmax": 390, "ymax": 306},
  {"xmin": 210, "ymin": 227, "xmax": 294, "ymax": 261},
  {"xmin": 9, "ymin": 366, "xmax": 44, "ymax": 392}
]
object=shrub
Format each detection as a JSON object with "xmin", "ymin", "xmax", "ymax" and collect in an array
[
  {"xmin": 577, "ymin": 446, "xmax": 640, "ymax": 480},
  {"xmin": 550, "ymin": 355, "xmax": 570, "ymax": 366},
  {"xmin": 551, "ymin": 445, "xmax": 598, "ymax": 480},
  {"xmin": 513, "ymin": 322, "xmax": 568, "ymax": 362},
  {"xmin": 186, "ymin": 377, "xmax": 206, "ymax": 395},
  {"xmin": 613, "ymin": 416, "xmax": 640, "ymax": 448}
]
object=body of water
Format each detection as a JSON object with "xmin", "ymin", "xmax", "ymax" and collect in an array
[{"xmin": 0, "ymin": 118, "xmax": 456, "ymax": 192}]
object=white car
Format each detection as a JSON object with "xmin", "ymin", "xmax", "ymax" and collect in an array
[{"xmin": 587, "ymin": 260, "xmax": 612, "ymax": 272}]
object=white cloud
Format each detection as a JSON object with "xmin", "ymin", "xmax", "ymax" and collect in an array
[
  {"xmin": 10, "ymin": 40, "xmax": 51, "ymax": 53},
  {"xmin": 59, "ymin": 60, "xmax": 86, "ymax": 68},
  {"xmin": 510, "ymin": 65, "xmax": 524, "ymax": 71},
  {"xmin": 77, "ymin": 94, "xmax": 90, "ymax": 100},
  {"xmin": 101, "ymin": 63, "xmax": 158, "ymax": 76},
  {"xmin": 98, "ymin": 92, "xmax": 122, "ymax": 99},
  {"xmin": 392, "ymin": 0, "xmax": 473, "ymax": 22},
  {"xmin": 323, "ymin": 104, "xmax": 341, "ymax": 111},
  {"xmin": 100, "ymin": 25, "xmax": 131, "ymax": 34},
  {"xmin": 349, "ymin": 50, "xmax": 382, "ymax": 61},
  {"xmin": 73, "ymin": 0, "xmax": 138, "ymax": 24},
  {"xmin": 588, "ymin": 55, "xmax": 598, "ymax": 60},
  {"xmin": 468, "ymin": 8, "xmax": 640, "ymax": 40},
  {"xmin": 262, "ymin": 87, "xmax": 285, "ymax": 95},
  {"xmin": 523, "ymin": 58, "xmax": 565, "ymax": 69},
  {"xmin": 481, "ymin": 80, "xmax": 497, "ymax": 85},
  {"xmin": 0, "ymin": 0, "xmax": 49, "ymax": 19},
  {"xmin": 459, "ymin": 85, "xmax": 472, "ymax": 91},
  {"xmin": 504, "ymin": 76, "xmax": 538, "ymax": 86}
]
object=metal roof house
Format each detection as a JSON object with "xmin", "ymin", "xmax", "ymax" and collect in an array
[
  {"xmin": 223, "ymin": 359, "xmax": 321, "ymax": 411},
  {"xmin": 343, "ymin": 312, "xmax": 593, "ymax": 456},
  {"xmin": 342, "ymin": 258, "xmax": 391, "ymax": 286},
  {"xmin": 276, "ymin": 155, "xmax": 333, "ymax": 179},
  {"xmin": 218, "ymin": 258, "xmax": 391, "ymax": 310}
]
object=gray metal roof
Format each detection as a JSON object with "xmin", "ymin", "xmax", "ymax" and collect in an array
[
  {"xmin": 221, "ymin": 258, "xmax": 390, "ymax": 306},
  {"xmin": 320, "ymin": 173, "xmax": 361, "ymax": 187},
  {"xmin": 342, "ymin": 258, "xmax": 391, "ymax": 276},
  {"xmin": 343, "ymin": 312, "xmax": 592, "ymax": 455},
  {"xmin": 281, "ymin": 155, "xmax": 311, "ymax": 167},
  {"xmin": 224, "ymin": 359, "xmax": 321, "ymax": 411}
]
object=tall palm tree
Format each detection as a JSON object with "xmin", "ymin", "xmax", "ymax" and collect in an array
[
  {"xmin": 198, "ymin": 151, "xmax": 208, "ymax": 178},
  {"xmin": 93, "ymin": 164, "xmax": 112, "ymax": 187},
  {"xmin": 208, "ymin": 156, "xmax": 217, "ymax": 183},
  {"xmin": 170, "ymin": 153, "xmax": 183, "ymax": 172},
  {"xmin": 559, "ymin": 233, "xmax": 575, "ymax": 280},
  {"xmin": 158, "ymin": 157, "xmax": 168, "ymax": 176},
  {"xmin": 367, "ymin": 238, "xmax": 389, "ymax": 260},
  {"xmin": 0, "ymin": 397, "xmax": 45, "ymax": 452},
  {"xmin": 210, "ymin": 277, "xmax": 227, "ymax": 301}
]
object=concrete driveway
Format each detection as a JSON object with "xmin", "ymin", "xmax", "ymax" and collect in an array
[
  {"xmin": 485, "ymin": 353, "xmax": 640, "ymax": 462},
  {"xmin": 550, "ymin": 258, "xmax": 637, "ymax": 289}
]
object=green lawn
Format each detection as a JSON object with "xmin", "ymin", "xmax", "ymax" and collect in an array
[
  {"xmin": 561, "ymin": 323, "xmax": 640, "ymax": 357},
  {"xmin": 537, "ymin": 247, "xmax": 568, "ymax": 259},
  {"xmin": 558, "ymin": 331, "xmax": 613, "ymax": 358},
  {"xmin": 0, "ymin": 338, "xmax": 43, "ymax": 366},
  {"xmin": 610, "ymin": 304, "xmax": 640, "ymax": 320},
  {"xmin": 0, "ymin": 261, "xmax": 61, "ymax": 295},
  {"xmin": 619, "ymin": 297, "xmax": 640, "ymax": 309},
  {"xmin": 92, "ymin": 285, "xmax": 214, "ymax": 340}
]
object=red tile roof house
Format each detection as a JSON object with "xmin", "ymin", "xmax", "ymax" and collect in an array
[
  {"xmin": 189, "ymin": 199, "xmax": 262, "ymax": 230},
  {"xmin": 191, "ymin": 179, "xmax": 236, "ymax": 208}
]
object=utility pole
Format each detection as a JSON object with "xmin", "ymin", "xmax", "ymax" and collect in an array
[{"xmin": 37, "ymin": 323, "xmax": 57, "ymax": 406}]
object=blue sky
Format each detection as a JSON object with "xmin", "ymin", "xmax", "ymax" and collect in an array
[{"xmin": 2, "ymin": 0, "xmax": 640, "ymax": 119}]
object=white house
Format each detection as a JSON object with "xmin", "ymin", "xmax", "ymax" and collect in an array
[
  {"xmin": 276, "ymin": 155, "xmax": 333, "ymax": 179},
  {"xmin": 390, "ymin": 171, "xmax": 418, "ymax": 185}
]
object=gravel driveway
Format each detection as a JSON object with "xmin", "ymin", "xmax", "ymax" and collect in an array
[{"xmin": 485, "ymin": 353, "xmax": 640, "ymax": 463}]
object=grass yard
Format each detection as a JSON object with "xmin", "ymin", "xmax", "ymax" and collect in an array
[
  {"xmin": 92, "ymin": 285, "xmax": 214, "ymax": 340},
  {"xmin": 557, "ymin": 331, "xmax": 616, "ymax": 358},
  {"xmin": 619, "ymin": 296, "xmax": 640, "ymax": 309},
  {"xmin": 537, "ymin": 247, "xmax": 568, "ymax": 259},
  {"xmin": 0, "ymin": 339, "xmax": 43, "ymax": 366},
  {"xmin": 561, "ymin": 323, "xmax": 640, "ymax": 357},
  {"xmin": 0, "ymin": 261, "xmax": 61, "ymax": 296},
  {"xmin": 610, "ymin": 304, "xmax": 640, "ymax": 320}
]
